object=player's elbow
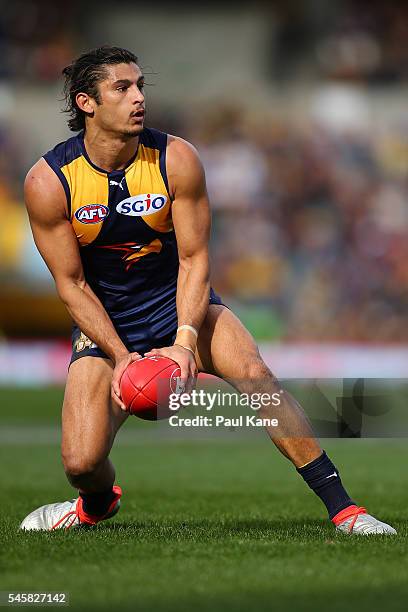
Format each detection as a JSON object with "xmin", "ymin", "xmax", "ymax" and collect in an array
[
  {"xmin": 55, "ymin": 277, "xmax": 87, "ymax": 306},
  {"xmin": 179, "ymin": 249, "xmax": 209, "ymax": 278}
]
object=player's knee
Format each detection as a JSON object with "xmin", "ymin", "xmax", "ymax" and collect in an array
[
  {"xmin": 241, "ymin": 357, "xmax": 272, "ymax": 382},
  {"xmin": 62, "ymin": 452, "xmax": 105, "ymax": 482},
  {"xmin": 234, "ymin": 356, "xmax": 279, "ymax": 394}
]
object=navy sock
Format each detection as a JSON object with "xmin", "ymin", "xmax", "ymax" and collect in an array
[
  {"xmin": 297, "ymin": 451, "xmax": 355, "ymax": 520},
  {"xmin": 79, "ymin": 487, "xmax": 115, "ymax": 516}
]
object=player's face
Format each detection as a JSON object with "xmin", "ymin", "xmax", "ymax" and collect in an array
[{"xmin": 93, "ymin": 63, "xmax": 145, "ymax": 137}]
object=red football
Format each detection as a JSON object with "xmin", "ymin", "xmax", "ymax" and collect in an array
[{"xmin": 120, "ymin": 356, "xmax": 181, "ymax": 420}]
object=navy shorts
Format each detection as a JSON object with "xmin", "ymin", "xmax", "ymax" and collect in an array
[{"xmin": 70, "ymin": 287, "xmax": 224, "ymax": 364}]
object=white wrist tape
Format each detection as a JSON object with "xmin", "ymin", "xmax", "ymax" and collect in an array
[{"xmin": 177, "ymin": 325, "xmax": 198, "ymax": 338}]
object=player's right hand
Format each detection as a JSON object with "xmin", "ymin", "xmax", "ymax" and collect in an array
[
  {"xmin": 111, "ymin": 352, "xmax": 142, "ymax": 411},
  {"xmin": 144, "ymin": 344, "xmax": 197, "ymax": 394}
]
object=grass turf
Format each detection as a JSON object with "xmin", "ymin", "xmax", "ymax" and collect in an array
[{"xmin": 0, "ymin": 388, "xmax": 407, "ymax": 611}]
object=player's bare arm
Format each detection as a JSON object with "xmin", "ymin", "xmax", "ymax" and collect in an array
[
  {"xmin": 24, "ymin": 158, "xmax": 139, "ymax": 409},
  {"xmin": 145, "ymin": 137, "xmax": 211, "ymax": 392}
]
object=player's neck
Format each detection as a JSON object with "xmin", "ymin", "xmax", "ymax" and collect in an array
[{"xmin": 83, "ymin": 128, "xmax": 140, "ymax": 173}]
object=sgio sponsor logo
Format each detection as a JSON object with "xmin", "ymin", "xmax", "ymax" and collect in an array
[
  {"xmin": 75, "ymin": 204, "xmax": 109, "ymax": 224},
  {"xmin": 116, "ymin": 193, "xmax": 167, "ymax": 217}
]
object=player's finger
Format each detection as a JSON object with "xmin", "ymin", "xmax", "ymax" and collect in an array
[
  {"xmin": 130, "ymin": 351, "xmax": 142, "ymax": 361},
  {"xmin": 111, "ymin": 369, "xmax": 123, "ymax": 397},
  {"xmin": 186, "ymin": 365, "xmax": 197, "ymax": 394},
  {"xmin": 191, "ymin": 365, "xmax": 198, "ymax": 390},
  {"xmin": 178, "ymin": 360, "xmax": 189, "ymax": 393},
  {"xmin": 111, "ymin": 388, "xmax": 126, "ymax": 412},
  {"xmin": 145, "ymin": 348, "xmax": 164, "ymax": 357},
  {"xmin": 111, "ymin": 376, "xmax": 120, "ymax": 398},
  {"xmin": 185, "ymin": 375, "xmax": 193, "ymax": 394},
  {"xmin": 183, "ymin": 363, "xmax": 193, "ymax": 394}
]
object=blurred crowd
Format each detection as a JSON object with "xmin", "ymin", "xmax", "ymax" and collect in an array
[
  {"xmin": 188, "ymin": 106, "xmax": 408, "ymax": 342},
  {"xmin": 2, "ymin": 1, "xmax": 408, "ymax": 85},
  {"xmin": 0, "ymin": 0, "xmax": 76, "ymax": 82},
  {"xmin": 2, "ymin": 103, "xmax": 408, "ymax": 342},
  {"xmin": 275, "ymin": 0, "xmax": 408, "ymax": 84},
  {"xmin": 314, "ymin": 1, "xmax": 408, "ymax": 84},
  {"xmin": 1, "ymin": 0, "xmax": 408, "ymax": 342}
]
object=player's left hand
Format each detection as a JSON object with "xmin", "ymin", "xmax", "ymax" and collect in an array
[
  {"xmin": 111, "ymin": 351, "xmax": 143, "ymax": 411},
  {"xmin": 144, "ymin": 345, "xmax": 198, "ymax": 394}
]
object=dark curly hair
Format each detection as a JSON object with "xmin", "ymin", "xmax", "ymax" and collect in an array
[{"xmin": 62, "ymin": 46, "xmax": 139, "ymax": 132}]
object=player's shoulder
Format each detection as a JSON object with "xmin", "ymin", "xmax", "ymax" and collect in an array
[
  {"xmin": 25, "ymin": 132, "xmax": 82, "ymax": 216},
  {"xmin": 165, "ymin": 133, "xmax": 203, "ymax": 181},
  {"xmin": 25, "ymin": 158, "xmax": 58, "ymax": 196},
  {"xmin": 24, "ymin": 157, "xmax": 68, "ymax": 220},
  {"xmin": 167, "ymin": 133, "xmax": 200, "ymax": 160},
  {"xmin": 25, "ymin": 131, "xmax": 81, "ymax": 197},
  {"xmin": 162, "ymin": 134, "xmax": 205, "ymax": 198}
]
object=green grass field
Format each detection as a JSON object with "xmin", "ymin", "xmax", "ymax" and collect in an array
[{"xmin": 0, "ymin": 387, "xmax": 407, "ymax": 611}]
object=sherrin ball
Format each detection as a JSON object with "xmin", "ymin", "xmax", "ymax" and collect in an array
[{"xmin": 120, "ymin": 356, "xmax": 181, "ymax": 420}]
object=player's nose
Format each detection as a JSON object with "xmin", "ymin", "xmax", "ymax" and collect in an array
[{"xmin": 132, "ymin": 84, "xmax": 145, "ymax": 104}]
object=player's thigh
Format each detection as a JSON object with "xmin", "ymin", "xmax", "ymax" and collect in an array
[
  {"xmin": 196, "ymin": 305, "xmax": 272, "ymax": 386},
  {"xmin": 62, "ymin": 357, "xmax": 128, "ymax": 467}
]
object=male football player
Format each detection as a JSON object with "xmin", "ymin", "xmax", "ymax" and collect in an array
[{"xmin": 21, "ymin": 46, "xmax": 395, "ymax": 535}]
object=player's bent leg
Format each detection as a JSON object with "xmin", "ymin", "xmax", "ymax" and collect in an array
[
  {"xmin": 195, "ymin": 305, "xmax": 396, "ymax": 535},
  {"xmin": 61, "ymin": 357, "xmax": 128, "ymax": 492},
  {"xmin": 195, "ymin": 305, "xmax": 322, "ymax": 467},
  {"xmin": 20, "ymin": 357, "xmax": 127, "ymax": 531}
]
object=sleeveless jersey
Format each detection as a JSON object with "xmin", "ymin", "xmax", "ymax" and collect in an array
[{"xmin": 43, "ymin": 128, "xmax": 221, "ymax": 356}]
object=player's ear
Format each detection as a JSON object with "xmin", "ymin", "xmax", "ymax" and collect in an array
[{"xmin": 76, "ymin": 92, "xmax": 95, "ymax": 116}]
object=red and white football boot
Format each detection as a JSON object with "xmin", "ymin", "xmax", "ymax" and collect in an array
[{"xmin": 20, "ymin": 485, "xmax": 122, "ymax": 531}]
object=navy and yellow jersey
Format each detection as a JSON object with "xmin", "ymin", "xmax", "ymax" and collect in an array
[{"xmin": 43, "ymin": 128, "xmax": 222, "ymax": 360}]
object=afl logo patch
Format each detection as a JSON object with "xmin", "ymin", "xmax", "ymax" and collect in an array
[
  {"xmin": 116, "ymin": 193, "xmax": 167, "ymax": 217},
  {"xmin": 75, "ymin": 204, "xmax": 109, "ymax": 224}
]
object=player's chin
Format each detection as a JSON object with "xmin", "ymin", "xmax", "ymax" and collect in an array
[{"xmin": 124, "ymin": 123, "xmax": 144, "ymax": 137}]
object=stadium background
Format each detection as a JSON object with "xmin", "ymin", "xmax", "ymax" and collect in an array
[
  {"xmin": 0, "ymin": 2, "xmax": 407, "ymax": 611},
  {"xmin": 2, "ymin": 0, "xmax": 408, "ymax": 382}
]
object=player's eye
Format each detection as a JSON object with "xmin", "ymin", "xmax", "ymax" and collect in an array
[{"xmin": 116, "ymin": 85, "xmax": 127, "ymax": 92}]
